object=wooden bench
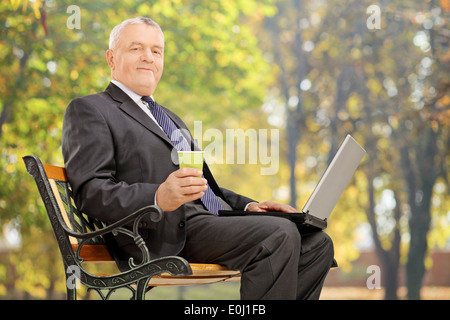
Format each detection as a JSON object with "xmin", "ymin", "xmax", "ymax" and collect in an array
[{"xmin": 23, "ymin": 155, "xmax": 240, "ymax": 300}]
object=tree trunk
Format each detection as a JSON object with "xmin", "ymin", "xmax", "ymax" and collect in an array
[{"xmin": 402, "ymin": 127, "xmax": 437, "ymax": 299}]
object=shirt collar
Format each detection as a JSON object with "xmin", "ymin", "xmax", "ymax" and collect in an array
[{"xmin": 110, "ymin": 80, "xmax": 154, "ymax": 103}]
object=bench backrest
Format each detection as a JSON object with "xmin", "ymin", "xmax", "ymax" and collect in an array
[
  {"xmin": 23, "ymin": 155, "xmax": 110, "ymax": 265},
  {"xmin": 44, "ymin": 164, "xmax": 106, "ymax": 244}
]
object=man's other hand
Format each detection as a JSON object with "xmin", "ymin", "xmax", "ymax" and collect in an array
[{"xmin": 246, "ymin": 201, "xmax": 297, "ymax": 213}]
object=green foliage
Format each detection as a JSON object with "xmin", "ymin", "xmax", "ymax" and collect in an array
[
  {"xmin": 258, "ymin": 0, "xmax": 449, "ymax": 299},
  {"xmin": 1, "ymin": 0, "xmax": 448, "ymax": 299},
  {"xmin": 0, "ymin": 0, "xmax": 275, "ymax": 299}
]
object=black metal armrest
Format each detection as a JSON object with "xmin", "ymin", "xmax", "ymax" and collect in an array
[
  {"xmin": 65, "ymin": 205, "xmax": 163, "ymax": 268},
  {"xmin": 62, "ymin": 205, "xmax": 162, "ymax": 241}
]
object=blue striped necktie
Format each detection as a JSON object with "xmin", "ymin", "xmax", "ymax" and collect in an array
[{"xmin": 142, "ymin": 96, "xmax": 223, "ymax": 215}]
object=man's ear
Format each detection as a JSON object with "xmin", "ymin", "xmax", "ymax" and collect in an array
[{"xmin": 106, "ymin": 49, "xmax": 115, "ymax": 70}]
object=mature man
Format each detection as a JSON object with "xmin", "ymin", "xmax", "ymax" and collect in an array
[{"xmin": 62, "ymin": 17, "xmax": 335, "ymax": 300}]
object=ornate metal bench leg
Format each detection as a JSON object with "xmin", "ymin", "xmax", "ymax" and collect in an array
[
  {"xmin": 134, "ymin": 278, "xmax": 152, "ymax": 300},
  {"xmin": 67, "ymin": 287, "xmax": 77, "ymax": 300}
]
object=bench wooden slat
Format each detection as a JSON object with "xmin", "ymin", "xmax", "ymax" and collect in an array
[
  {"xmin": 43, "ymin": 164, "xmax": 68, "ymax": 181},
  {"xmin": 72, "ymin": 244, "xmax": 114, "ymax": 262},
  {"xmin": 71, "ymin": 243, "xmax": 241, "ymax": 285},
  {"xmin": 148, "ymin": 272, "xmax": 240, "ymax": 286}
]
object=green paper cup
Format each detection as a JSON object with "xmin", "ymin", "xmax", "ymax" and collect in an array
[{"xmin": 178, "ymin": 151, "xmax": 204, "ymax": 177}]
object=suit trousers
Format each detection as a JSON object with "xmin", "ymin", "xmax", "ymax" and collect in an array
[{"xmin": 178, "ymin": 209, "xmax": 335, "ymax": 300}]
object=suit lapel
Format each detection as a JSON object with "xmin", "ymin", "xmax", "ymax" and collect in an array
[
  {"xmin": 105, "ymin": 83, "xmax": 174, "ymax": 147},
  {"xmin": 202, "ymin": 162, "xmax": 227, "ymax": 201}
]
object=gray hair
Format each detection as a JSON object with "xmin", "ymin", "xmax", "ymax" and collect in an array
[{"xmin": 109, "ymin": 17, "xmax": 164, "ymax": 49}]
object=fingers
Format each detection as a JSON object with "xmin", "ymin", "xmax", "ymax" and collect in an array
[
  {"xmin": 173, "ymin": 167, "xmax": 203, "ymax": 178},
  {"xmin": 180, "ymin": 183, "xmax": 208, "ymax": 196},
  {"xmin": 255, "ymin": 201, "xmax": 298, "ymax": 213},
  {"xmin": 156, "ymin": 168, "xmax": 209, "ymax": 212},
  {"xmin": 246, "ymin": 202, "xmax": 266, "ymax": 212},
  {"xmin": 179, "ymin": 177, "xmax": 207, "ymax": 188},
  {"xmin": 173, "ymin": 168, "xmax": 208, "ymax": 192}
]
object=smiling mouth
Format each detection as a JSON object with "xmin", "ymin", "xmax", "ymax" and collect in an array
[{"xmin": 137, "ymin": 68, "xmax": 154, "ymax": 72}]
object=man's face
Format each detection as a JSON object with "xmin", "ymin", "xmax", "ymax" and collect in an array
[{"xmin": 106, "ymin": 23, "xmax": 164, "ymax": 96}]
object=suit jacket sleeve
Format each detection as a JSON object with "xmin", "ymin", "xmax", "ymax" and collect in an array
[
  {"xmin": 220, "ymin": 187, "xmax": 256, "ymax": 210},
  {"xmin": 62, "ymin": 96, "xmax": 159, "ymax": 226}
]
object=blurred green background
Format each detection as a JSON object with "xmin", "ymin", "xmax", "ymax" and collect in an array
[{"xmin": 0, "ymin": 0, "xmax": 448, "ymax": 300}]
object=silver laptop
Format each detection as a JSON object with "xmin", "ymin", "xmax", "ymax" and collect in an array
[
  {"xmin": 302, "ymin": 134, "xmax": 366, "ymax": 220},
  {"xmin": 219, "ymin": 134, "xmax": 366, "ymax": 231}
]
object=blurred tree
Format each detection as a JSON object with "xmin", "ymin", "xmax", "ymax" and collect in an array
[
  {"xmin": 2, "ymin": 0, "xmax": 448, "ymax": 300},
  {"xmin": 399, "ymin": 0, "xmax": 449, "ymax": 300},
  {"xmin": 1, "ymin": 0, "xmax": 275, "ymax": 298},
  {"xmin": 257, "ymin": 0, "xmax": 449, "ymax": 299},
  {"xmin": 354, "ymin": 0, "xmax": 449, "ymax": 300}
]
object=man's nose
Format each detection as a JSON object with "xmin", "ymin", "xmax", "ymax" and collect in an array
[{"xmin": 141, "ymin": 48, "xmax": 155, "ymax": 62}]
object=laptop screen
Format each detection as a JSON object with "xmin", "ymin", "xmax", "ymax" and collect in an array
[{"xmin": 302, "ymin": 135, "xmax": 366, "ymax": 220}]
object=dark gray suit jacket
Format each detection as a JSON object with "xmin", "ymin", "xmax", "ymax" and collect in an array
[{"xmin": 62, "ymin": 83, "xmax": 255, "ymax": 265}]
